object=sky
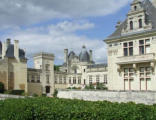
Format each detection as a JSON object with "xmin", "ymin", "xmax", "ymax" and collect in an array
[{"xmin": 0, "ymin": 0, "xmax": 133, "ymax": 67}]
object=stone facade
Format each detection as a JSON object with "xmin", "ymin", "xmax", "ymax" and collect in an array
[
  {"xmin": 28, "ymin": 53, "xmax": 55, "ymax": 96},
  {"xmin": 1, "ymin": 0, "xmax": 156, "ymax": 98},
  {"xmin": 55, "ymin": 46, "xmax": 108, "ymax": 89},
  {"xmin": 0, "ymin": 39, "xmax": 27, "ymax": 92},
  {"xmin": 105, "ymin": 0, "xmax": 156, "ymax": 91}
]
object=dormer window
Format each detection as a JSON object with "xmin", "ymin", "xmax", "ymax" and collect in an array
[
  {"xmin": 134, "ymin": 6, "xmax": 137, "ymax": 11},
  {"xmin": 130, "ymin": 21, "xmax": 133, "ymax": 30},
  {"xmin": 139, "ymin": 19, "xmax": 143, "ymax": 28}
]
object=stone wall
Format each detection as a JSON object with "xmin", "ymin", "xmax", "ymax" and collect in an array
[
  {"xmin": 28, "ymin": 83, "xmax": 42, "ymax": 96},
  {"xmin": 0, "ymin": 94, "xmax": 25, "ymax": 100},
  {"xmin": 57, "ymin": 90, "xmax": 156, "ymax": 105}
]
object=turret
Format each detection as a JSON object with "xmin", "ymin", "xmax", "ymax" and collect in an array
[{"xmin": 33, "ymin": 52, "xmax": 55, "ymax": 95}]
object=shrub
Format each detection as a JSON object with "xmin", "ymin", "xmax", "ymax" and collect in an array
[
  {"xmin": 10, "ymin": 90, "xmax": 24, "ymax": 95},
  {"xmin": 32, "ymin": 93, "xmax": 38, "ymax": 97},
  {"xmin": 0, "ymin": 82, "xmax": 4, "ymax": 93},
  {"xmin": 53, "ymin": 89, "xmax": 58, "ymax": 97},
  {"xmin": 96, "ymin": 83, "xmax": 108, "ymax": 90},
  {"xmin": 85, "ymin": 84, "xmax": 94, "ymax": 90},
  {"xmin": 0, "ymin": 98, "xmax": 156, "ymax": 120},
  {"xmin": 42, "ymin": 94, "xmax": 47, "ymax": 97},
  {"xmin": 4, "ymin": 90, "xmax": 12, "ymax": 94}
]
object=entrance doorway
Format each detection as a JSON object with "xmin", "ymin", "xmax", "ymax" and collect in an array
[{"xmin": 46, "ymin": 86, "xmax": 50, "ymax": 93}]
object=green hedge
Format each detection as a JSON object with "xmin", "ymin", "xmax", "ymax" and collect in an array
[{"xmin": 0, "ymin": 98, "xmax": 156, "ymax": 120}]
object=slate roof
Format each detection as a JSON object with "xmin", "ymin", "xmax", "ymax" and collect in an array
[
  {"xmin": 79, "ymin": 45, "xmax": 90, "ymax": 62},
  {"xmin": 5, "ymin": 44, "xmax": 26, "ymax": 59},
  {"xmin": 68, "ymin": 51, "xmax": 76, "ymax": 60},
  {"xmin": 87, "ymin": 64, "xmax": 107, "ymax": 69},
  {"xmin": 107, "ymin": 0, "xmax": 156, "ymax": 40}
]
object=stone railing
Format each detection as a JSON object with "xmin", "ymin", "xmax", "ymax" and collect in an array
[{"xmin": 117, "ymin": 53, "xmax": 155, "ymax": 64}]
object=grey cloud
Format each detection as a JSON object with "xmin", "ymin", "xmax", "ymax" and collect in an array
[
  {"xmin": 2, "ymin": 21, "xmax": 106, "ymax": 65},
  {"xmin": 0, "ymin": 0, "xmax": 131, "ymax": 29}
]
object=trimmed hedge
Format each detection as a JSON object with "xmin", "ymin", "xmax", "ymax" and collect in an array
[{"xmin": 0, "ymin": 98, "xmax": 156, "ymax": 120}]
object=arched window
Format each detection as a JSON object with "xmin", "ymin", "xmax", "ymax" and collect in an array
[
  {"xmin": 139, "ymin": 19, "xmax": 143, "ymax": 28},
  {"xmin": 130, "ymin": 21, "xmax": 133, "ymax": 30}
]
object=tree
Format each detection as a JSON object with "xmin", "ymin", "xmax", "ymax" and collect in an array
[{"xmin": 54, "ymin": 65, "xmax": 60, "ymax": 72}]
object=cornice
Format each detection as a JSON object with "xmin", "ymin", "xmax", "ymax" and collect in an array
[{"xmin": 104, "ymin": 29, "xmax": 156, "ymax": 43}]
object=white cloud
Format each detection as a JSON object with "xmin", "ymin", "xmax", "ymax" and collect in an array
[
  {"xmin": 2, "ymin": 21, "xmax": 107, "ymax": 65},
  {"xmin": 0, "ymin": 0, "xmax": 131, "ymax": 29}
]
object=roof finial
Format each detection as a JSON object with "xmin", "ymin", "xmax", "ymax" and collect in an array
[{"xmin": 82, "ymin": 45, "xmax": 86, "ymax": 49}]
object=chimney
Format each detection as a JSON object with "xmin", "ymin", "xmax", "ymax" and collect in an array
[
  {"xmin": 14, "ymin": 40, "xmax": 19, "ymax": 60},
  {"xmin": 64, "ymin": 49, "xmax": 68, "ymax": 64},
  {"xmin": 6, "ymin": 38, "xmax": 11, "ymax": 48},
  {"xmin": 89, "ymin": 50, "xmax": 93, "ymax": 62},
  {"xmin": 2, "ymin": 42, "xmax": 6, "ymax": 59},
  {"xmin": 2, "ymin": 38, "xmax": 11, "ymax": 59}
]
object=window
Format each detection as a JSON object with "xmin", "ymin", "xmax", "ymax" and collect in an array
[
  {"xmin": 31, "ymin": 75, "xmax": 35, "ymax": 82},
  {"xmin": 104, "ymin": 75, "xmax": 107, "ymax": 84},
  {"xmin": 84, "ymin": 69, "xmax": 86, "ymax": 72},
  {"xmin": 74, "ymin": 69, "xmax": 77, "ymax": 74},
  {"xmin": 123, "ymin": 42, "xmax": 133, "ymax": 56},
  {"xmin": 78, "ymin": 77, "xmax": 81, "ymax": 84},
  {"xmin": 134, "ymin": 6, "xmax": 137, "ymax": 11},
  {"xmin": 109, "ymin": 44, "xmax": 112, "ymax": 47},
  {"xmin": 139, "ymin": 67, "xmax": 151, "ymax": 91},
  {"xmin": 139, "ymin": 19, "xmax": 143, "ymax": 28},
  {"xmin": 124, "ymin": 68, "xmax": 134, "ymax": 90},
  {"xmin": 139, "ymin": 39, "xmax": 150, "ymax": 55},
  {"xmin": 73, "ymin": 77, "xmax": 76, "ymax": 84},
  {"xmin": 46, "ymin": 75, "xmax": 50, "ymax": 84},
  {"xmin": 55, "ymin": 76, "xmax": 57, "ymax": 84},
  {"xmin": 37, "ymin": 75, "xmax": 40, "ymax": 83},
  {"xmin": 27, "ymin": 75, "xmax": 30, "ymax": 82},
  {"xmin": 45, "ymin": 64, "xmax": 50, "ymax": 71},
  {"xmin": 59, "ymin": 76, "xmax": 62, "ymax": 84},
  {"xmin": 64, "ymin": 76, "xmax": 66, "ymax": 84},
  {"xmin": 89, "ymin": 75, "xmax": 92, "ymax": 85},
  {"xmin": 84, "ymin": 79, "xmax": 86, "ymax": 85},
  {"xmin": 130, "ymin": 21, "xmax": 133, "ymax": 30},
  {"xmin": 96, "ymin": 75, "xmax": 100, "ymax": 84},
  {"xmin": 69, "ymin": 77, "xmax": 71, "ymax": 84}
]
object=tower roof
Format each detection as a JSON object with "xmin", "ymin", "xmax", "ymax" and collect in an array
[
  {"xmin": 68, "ymin": 51, "xmax": 76, "ymax": 60},
  {"xmin": 5, "ymin": 44, "xmax": 26, "ymax": 58},
  {"xmin": 106, "ymin": 0, "xmax": 156, "ymax": 40},
  {"xmin": 79, "ymin": 46, "xmax": 90, "ymax": 62}
]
